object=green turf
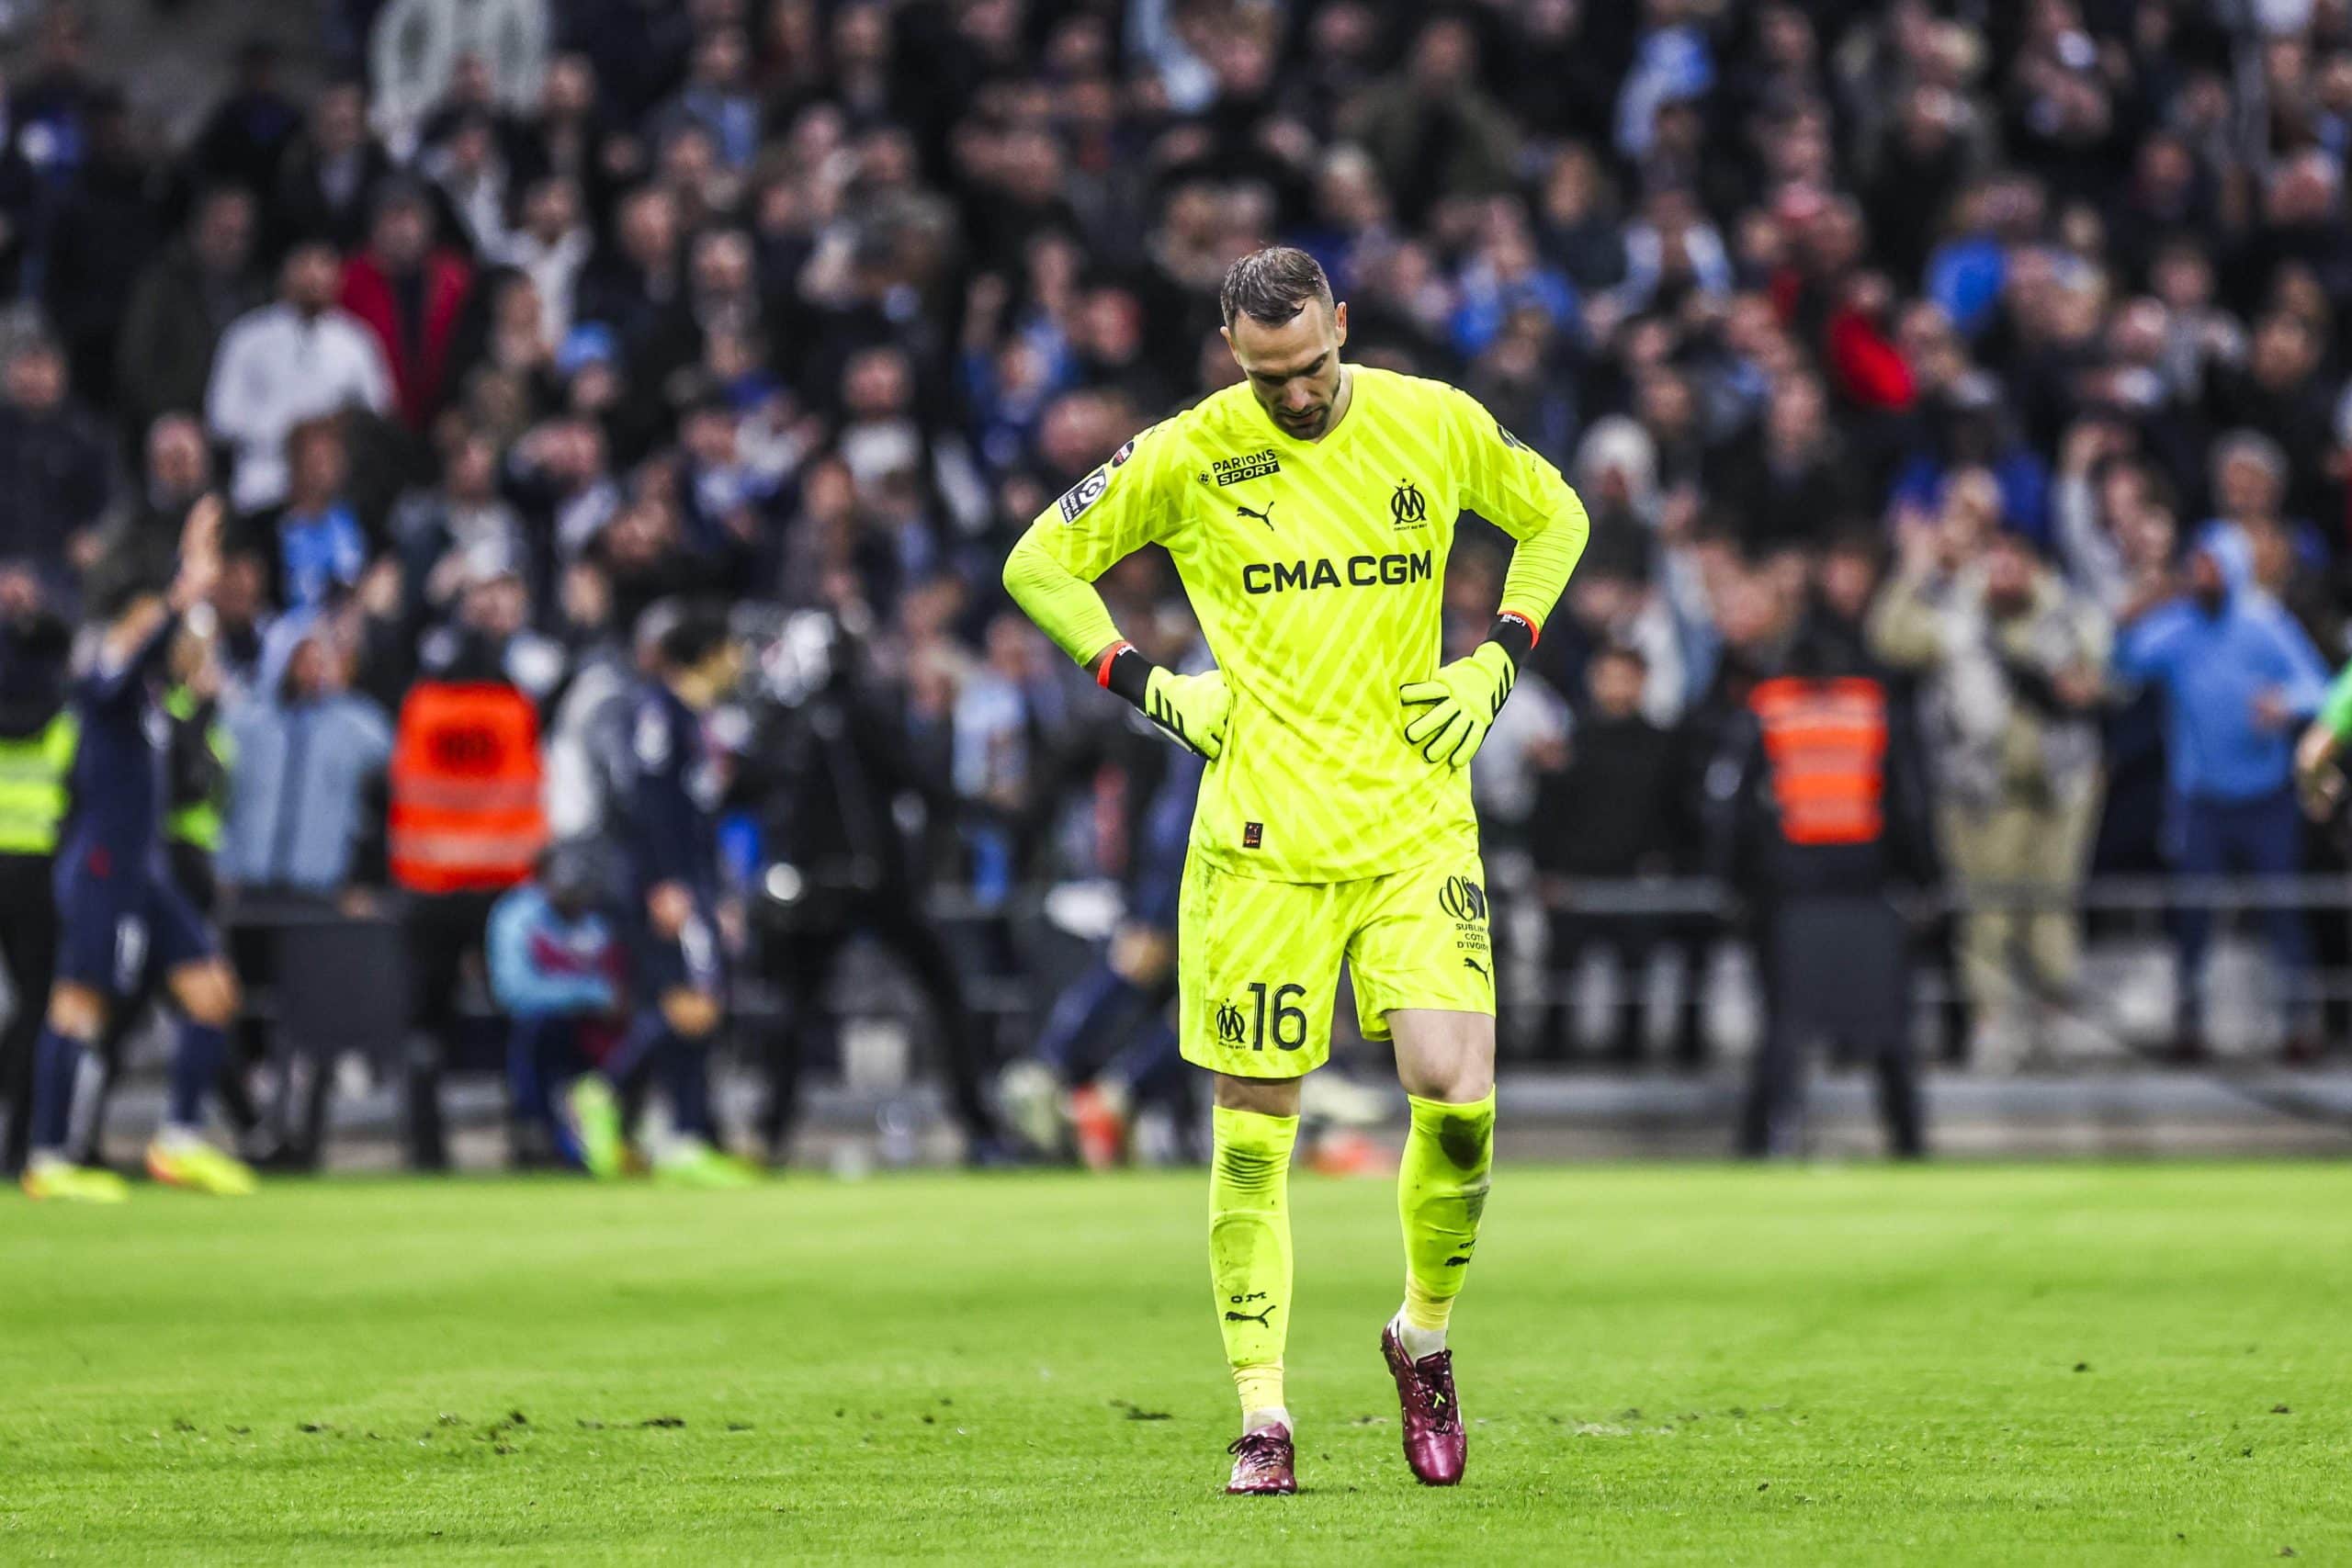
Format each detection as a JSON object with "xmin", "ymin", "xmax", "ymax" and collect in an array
[{"xmin": 2, "ymin": 1162, "xmax": 2347, "ymax": 1565}]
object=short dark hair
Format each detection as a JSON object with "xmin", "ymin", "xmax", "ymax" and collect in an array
[
  {"xmin": 1219, "ymin": 246, "xmax": 1332, "ymax": 329},
  {"xmin": 1594, "ymin": 640, "xmax": 1648, "ymax": 674},
  {"xmin": 638, "ymin": 599, "xmax": 732, "ymax": 672}
]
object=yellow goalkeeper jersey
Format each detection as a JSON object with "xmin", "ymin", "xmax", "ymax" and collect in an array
[{"xmin": 1009, "ymin": 367, "xmax": 1588, "ymax": 885}]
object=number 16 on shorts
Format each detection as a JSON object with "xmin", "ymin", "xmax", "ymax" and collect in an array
[{"xmin": 1216, "ymin": 982, "xmax": 1308, "ymax": 1053}]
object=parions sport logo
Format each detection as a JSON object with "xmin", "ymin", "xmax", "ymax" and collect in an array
[
  {"xmin": 1440, "ymin": 875, "xmax": 1487, "ymax": 924},
  {"xmin": 1212, "ymin": 448, "xmax": 1281, "ymax": 486},
  {"xmin": 1241, "ymin": 550, "xmax": 1431, "ymax": 595}
]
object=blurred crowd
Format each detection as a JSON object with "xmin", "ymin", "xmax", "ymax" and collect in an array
[{"xmin": 0, "ymin": 0, "xmax": 2346, "ymax": 1131}]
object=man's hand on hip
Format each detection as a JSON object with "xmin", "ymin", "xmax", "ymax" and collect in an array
[{"xmin": 1400, "ymin": 642, "xmax": 1518, "ymax": 770}]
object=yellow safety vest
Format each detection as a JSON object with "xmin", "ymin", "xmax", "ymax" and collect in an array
[
  {"xmin": 0, "ymin": 710, "xmax": 78, "ymax": 855},
  {"xmin": 163, "ymin": 687, "xmax": 231, "ymax": 854}
]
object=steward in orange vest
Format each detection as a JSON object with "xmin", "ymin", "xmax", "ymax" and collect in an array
[
  {"xmin": 1708, "ymin": 618, "xmax": 1937, "ymax": 1159},
  {"xmin": 388, "ymin": 682, "xmax": 547, "ymax": 895}
]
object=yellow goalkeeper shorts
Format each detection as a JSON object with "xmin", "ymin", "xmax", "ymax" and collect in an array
[{"xmin": 1176, "ymin": 849, "xmax": 1495, "ymax": 1078}]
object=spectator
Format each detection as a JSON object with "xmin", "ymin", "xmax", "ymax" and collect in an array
[
  {"xmin": 270, "ymin": 78, "xmax": 393, "ymax": 255},
  {"xmin": 243, "ymin": 417, "xmax": 368, "ymax": 611},
  {"xmin": 43, "ymin": 87, "xmax": 164, "ymax": 412},
  {"xmin": 1710, "ymin": 372, "xmax": 1865, "ymax": 555},
  {"xmin": 390, "ymin": 431, "xmax": 529, "ymax": 632},
  {"xmin": 1532, "ymin": 644, "xmax": 1695, "ymax": 1065},
  {"xmin": 219, "ymin": 614, "xmax": 392, "ymax": 897},
  {"xmin": 650, "ymin": 26, "xmax": 761, "ymax": 171},
  {"xmin": 100, "ymin": 414, "xmax": 214, "ymax": 551},
  {"xmin": 2199, "ymin": 431, "xmax": 2339, "ymax": 656},
  {"xmin": 419, "ymin": 110, "xmax": 514, "ymax": 260},
  {"xmin": 2116, "ymin": 531, "xmax": 2331, "ymax": 1056},
  {"xmin": 206, "ymin": 241, "xmax": 393, "ymax": 510},
  {"xmin": 0, "ymin": 335, "xmax": 111, "ymax": 592},
  {"xmin": 1889, "ymin": 372, "xmax": 2053, "ymax": 548},
  {"xmin": 338, "ymin": 181, "xmax": 474, "ymax": 431},
  {"xmin": 1871, "ymin": 527, "xmax": 2110, "ymax": 1067},
  {"xmin": 187, "ymin": 40, "xmax": 302, "ymax": 198},
  {"xmin": 117, "ymin": 185, "xmax": 266, "ymax": 446},
  {"xmin": 485, "ymin": 843, "xmax": 627, "ymax": 1170},
  {"xmin": 1341, "ymin": 17, "xmax": 1520, "ymax": 227},
  {"xmin": 499, "ymin": 175, "xmax": 593, "ymax": 347}
]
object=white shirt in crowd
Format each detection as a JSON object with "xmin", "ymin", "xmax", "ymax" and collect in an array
[{"xmin": 205, "ymin": 302, "xmax": 396, "ymax": 510}]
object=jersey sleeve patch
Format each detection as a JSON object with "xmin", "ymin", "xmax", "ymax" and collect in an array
[{"xmin": 1057, "ymin": 466, "xmax": 1111, "ymax": 524}]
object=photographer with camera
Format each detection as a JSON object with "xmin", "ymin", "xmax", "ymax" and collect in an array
[{"xmin": 741, "ymin": 605, "xmax": 1005, "ymax": 1164}]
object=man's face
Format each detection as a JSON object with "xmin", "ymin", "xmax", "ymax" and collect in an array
[
  {"xmin": 195, "ymin": 191, "xmax": 254, "ymax": 273},
  {"xmin": 372, "ymin": 201, "xmax": 431, "ymax": 270},
  {"xmin": 466, "ymin": 575, "xmax": 527, "ymax": 637},
  {"xmin": 6, "ymin": 348, "xmax": 62, "ymax": 412},
  {"xmin": 692, "ymin": 231, "xmax": 752, "ymax": 298},
  {"xmin": 1984, "ymin": 539, "xmax": 2033, "ymax": 607},
  {"xmin": 148, "ymin": 418, "xmax": 208, "ymax": 494},
  {"xmin": 2219, "ymin": 451, "xmax": 2281, "ymax": 519},
  {"xmin": 287, "ymin": 637, "xmax": 331, "ymax": 697},
  {"xmin": 315, "ymin": 86, "xmax": 363, "ymax": 152},
  {"xmin": 525, "ymin": 178, "xmax": 577, "ymax": 238},
  {"xmin": 1225, "ymin": 299, "xmax": 1347, "ymax": 440},
  {"xmin": 284, "ymin": 244, "xmax": 340, "ymax": 311},
  {"xmin": 1589, "ymin": 652, "xmax": 1645, "ymax": 717},
  {"xmin": 1820, "ymin": 548, "xmax": 1878, "ymax": 618},
  {"xmin": 291, "ymin": 430, "xmax": 347, "ymax": 498}
]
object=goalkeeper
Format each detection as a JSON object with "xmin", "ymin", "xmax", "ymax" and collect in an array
[{"xmin": 1001, "ymin": 247, "xmax": 1586, "ymax": 1495}]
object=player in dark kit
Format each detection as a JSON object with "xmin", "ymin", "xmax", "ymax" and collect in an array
[
  {"xmin": 20, "ymin": 499, "xmax": 254, "ymax": 1201},
  {"xmin": 563, "ymin": 604, "xmax": 756, "ymax": 1187}
]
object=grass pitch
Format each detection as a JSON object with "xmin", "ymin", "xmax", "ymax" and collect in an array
[{"xmin": 2, "ymin": 1161, "xmax": 2347, "ymax": 1565}]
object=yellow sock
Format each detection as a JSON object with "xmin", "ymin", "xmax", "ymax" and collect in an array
[
  {"xmin": 1210, "ymin": 1104, "xmax": 1297, "ymax": 1422},
  {"xmin": 1233, "ymin": 1360, "xmax": 1285, "ymax": 1419},
  {"xmin": 1397, "ymin": 1090, "xmax": 1495, "ymax": 1337}
]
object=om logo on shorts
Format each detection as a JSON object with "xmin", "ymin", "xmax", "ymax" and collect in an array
[{"xmin": 1440, "ymin": 875, "xmax": 1487, "ymax": 924}]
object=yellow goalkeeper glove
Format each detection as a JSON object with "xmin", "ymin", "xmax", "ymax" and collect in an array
[
  {"xmin": 1144, "ymin": 666, "xmax": 1230, "ymax": 760},
  {"xmin": 1400, "ymin": 641, "xmax": 1519, "ymax": 770},
  {"xmin": 1097, "ymin": 641, "xmax": 1230, "ymax": 761}
]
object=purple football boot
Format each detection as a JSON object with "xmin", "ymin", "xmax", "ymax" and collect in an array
[
  {"xmin": 1381, "ymin": 1323, "xmax": 1466, "ymax": 1484},
  {"xmin": 1224, "ymin": 1424, "xmax": 1296, "ymax": 1495}
]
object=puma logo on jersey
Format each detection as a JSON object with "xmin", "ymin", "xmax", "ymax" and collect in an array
[{"xmin": 1234, "ymin": 501, "xmax": 1276, "ymax": 529}]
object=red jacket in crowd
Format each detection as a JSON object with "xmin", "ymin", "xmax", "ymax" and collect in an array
[{"xmin": 339, "ymin": 249, "xmax": 473, "ymax": 430}]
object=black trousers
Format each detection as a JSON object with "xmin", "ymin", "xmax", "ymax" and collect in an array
[
  {"xmin": 402, "ymin": 890, "xmax": 499, "ymax": 1170},
  {"xmin": 1739, "ymin": 895, "xmax": 1924, "ymax": 1159},
  {"xmin": 0, "ymin": 852, "xmax": 56, "ymax": 1175},
  {"xmin": 756, "ymin": 890, "xmax": 1000, "ymax": 1156}
]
